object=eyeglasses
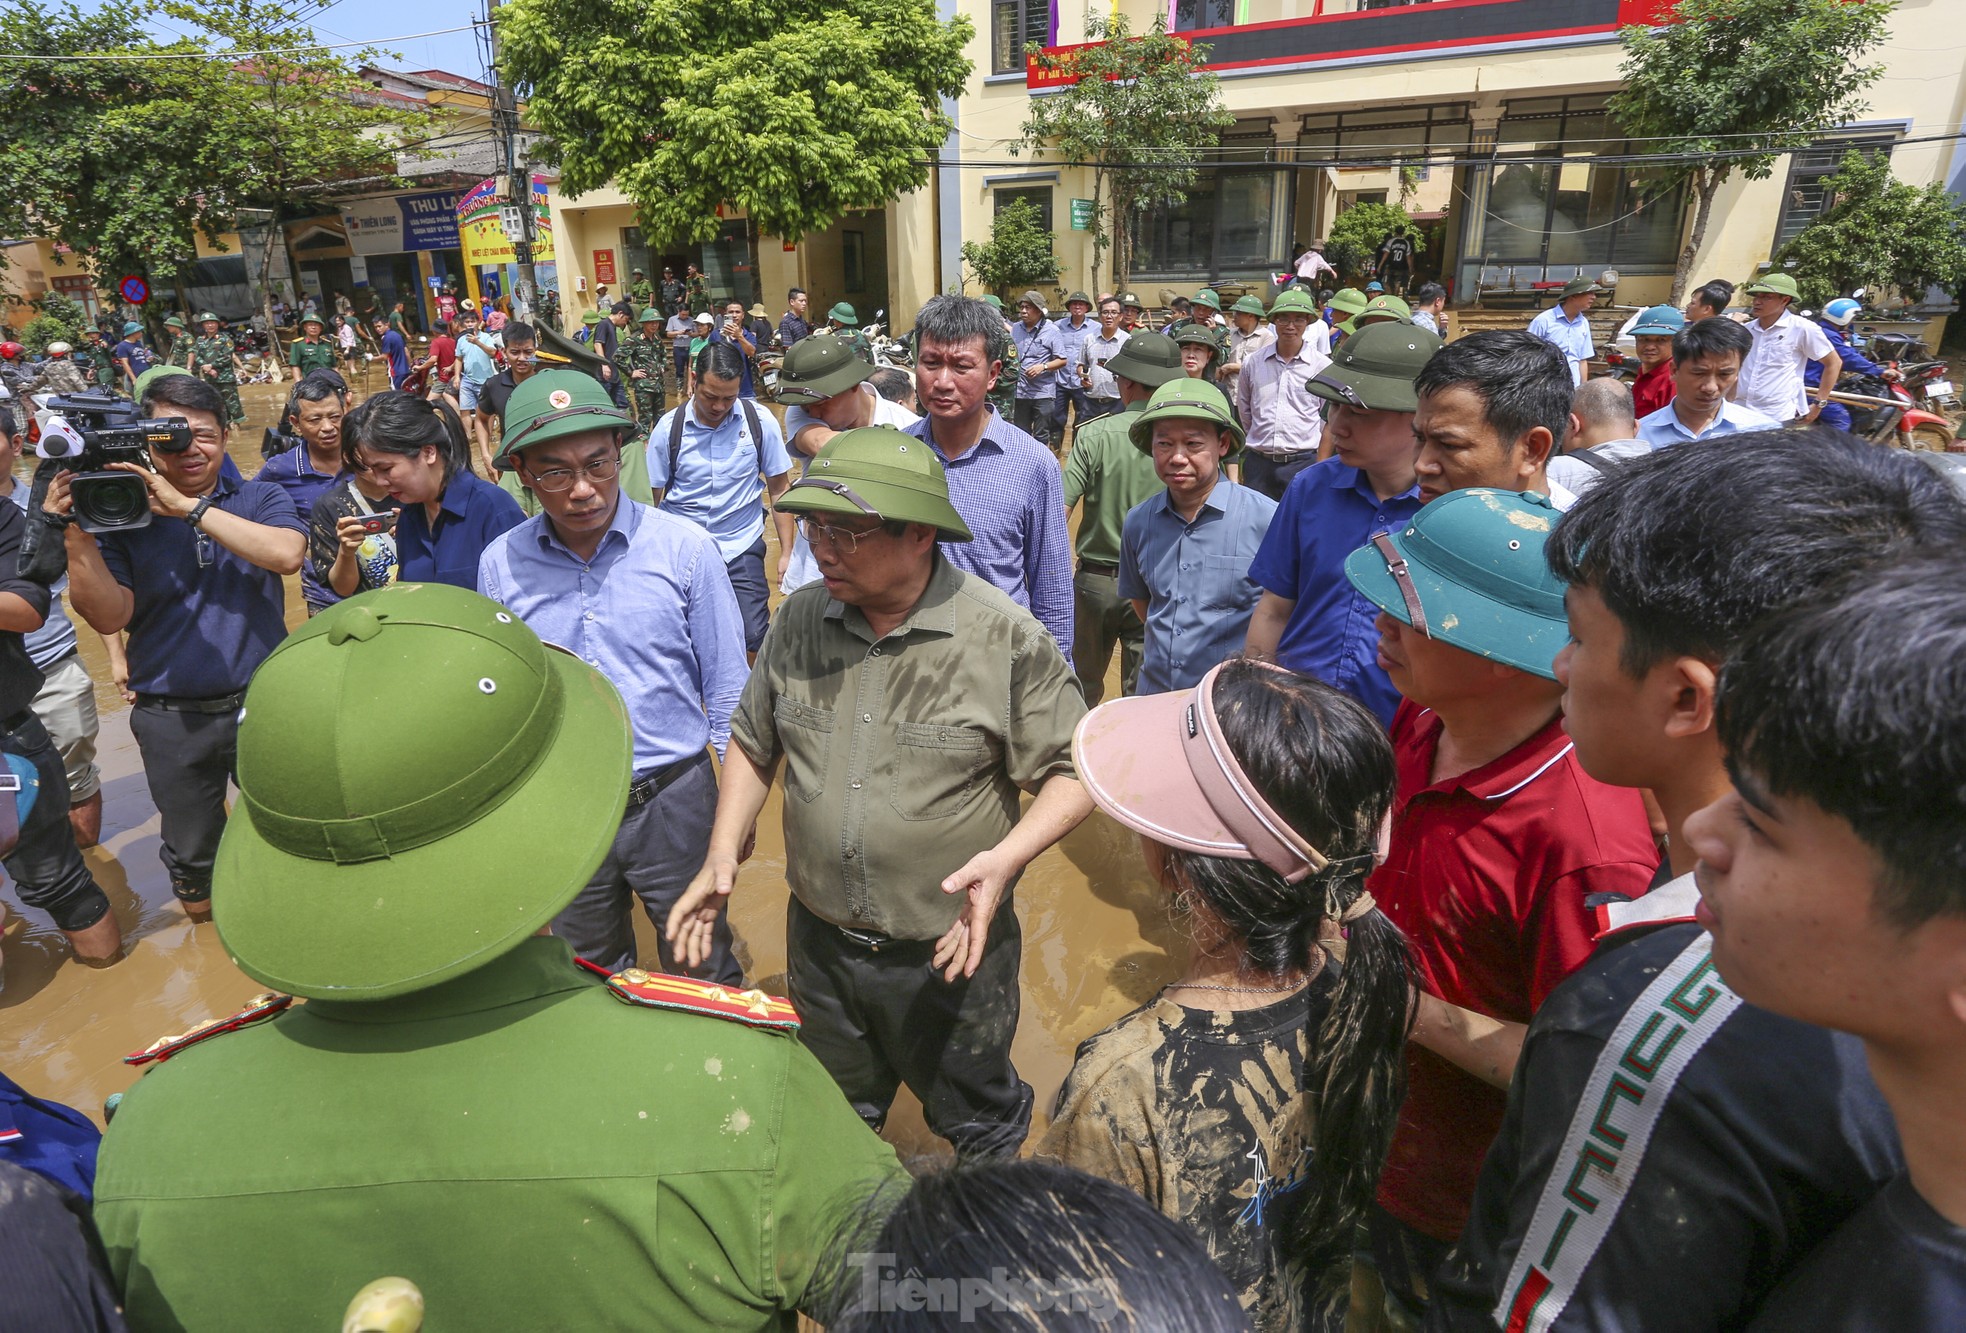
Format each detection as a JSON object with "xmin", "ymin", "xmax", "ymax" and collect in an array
[
  {"xmin": 797, "ymin": 516, "xmax": 885, "ymax": 554},
  {"xmin": 523, "ymin": 454, "xmax": 621, "ymax": 492}
]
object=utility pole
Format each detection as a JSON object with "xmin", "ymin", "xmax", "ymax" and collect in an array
[{"xmin": 485, "ymin": 0, "xmax": 536, "ymax": 321}]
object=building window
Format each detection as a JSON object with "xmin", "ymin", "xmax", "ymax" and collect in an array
[
  {"xmin": 993, "ymin": 0, "xmax": 1052, "ymax": 74},
  {"xmin": 1773, "ymin": 135, "xmax": 1894, "ymax": 249},
  {"xmin": 1299, "ymin": 104, "xmax": 1472, "ymax": 170},
  {"xmin": 1128, "ymin": 129, "xmax": 1291, "ymax": 279},
  {"xmin": 1172, "ymin": 0, "xmax": 1234, "ymax": 31},
  {"xmin": 994, "ymin": 184, "xmax": 1055, "ymax": 236}
]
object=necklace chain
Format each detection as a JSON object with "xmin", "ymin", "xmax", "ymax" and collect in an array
[{"xmin": 1166, "ymin": 976, "xmax": 1307, "ymax": 995}]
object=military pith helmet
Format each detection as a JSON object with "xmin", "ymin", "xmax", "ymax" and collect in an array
[
  {"xmin": 197, "ymin": 311, "xmax": 220, "ymax": 324},
  {"xmin": 1268, "ymin": 289, "xmax": 1320, "ymax": 318},
  {"xmin": 777, "ymin": 426, "xmax": 972, "ymax": 541},
  {"xmin": 1129, "ymin": 379, "xmax": 1245, "ymax": 454},
  {"xmin": 1355, "ymin": 294, "xmax": 1413, "ymax": 329},
  {"xmin": 1190, "ymin": 289, "xmax": 1223, "ymax": 312},
  {"xmin": 301, "ymin": 311, "xmax": 324, "ymax": 328},
  {"xmin": 581, "ymin": 310, "xmax": 601, "ymax": 326},
  {"xmin": 1629, "ymin": 304, "xmax": 1686, "ymax": 337},
  {"xmin": 132, "ymin": 365, "xmax": 192, "ymax": 401},
  {"xmin": 1343, "ymin": 488, "xmax": 1567, "ymax": 680},
  {"xmin": 1742, "ymin": 272, "xmax": 1800, "ymax": 300},
  {"xmin": 214, "ymin": 583, "xmax": 632, "ymax": 1002},
  {"xmin": 122, "ymin": 321, "xmax": 142, "ymax": 336},
  {"xmin": 1307, "ymin": 321, "xmax": 1443, "ymax": 413},
  {"xmin": 1173, "ymin": 323, "xmax": 1223, "ymax": 354},
  {"xmin": 829, "ymin": 301, "xmax": 860, "ymax": 327},
  {"xmin": 1065, "ymin": 291, "xmax": 1093, "ymax": 309},
  {"xmin": 1231, "ymin": 295, "xmax": 1267, "ymax": 317},
  {"xmin": 1119, "ymin": 292, "xmax": 1145, "ymax": 310},
  {"xmin": 493, "ymin": 369, "xmax": 633, "ymax": 470},
  {"xmin": 632, "ymin": 266, "xmax": 646, "ymax": 276},
  {"xmin": 1104, "ymin": 331, "xmax": 1185, "ymax": 389},
  {"xmin": 981, "ymin": 295, "xmax": 1005, "ymax": 311},
  {"xmin": 163, "ymin": 314, "xmax": 186, "ymax": 330},
  {"xmin": 633, "ymin": 307, "xmax": 657, "ymax": 324},
  {"xmin": 1558, "ymin": 275, "xmax": 1607, "ymax": 299},
  {"xmin": 776, "ymin": 333, "xmax": 873, "ymax": 405}
]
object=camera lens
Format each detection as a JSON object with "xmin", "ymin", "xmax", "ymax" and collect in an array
[{"xmin": 71, "ymin": 474, "xmax": 153, "ymax": 534}]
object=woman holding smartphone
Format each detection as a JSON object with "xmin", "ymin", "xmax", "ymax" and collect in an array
[{"xmin": 308, "ymin": 394, "xmax": 406, "ymax": 605}]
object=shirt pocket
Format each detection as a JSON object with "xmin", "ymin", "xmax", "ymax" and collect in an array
[
  {"xmin": 1199, "ymin": 555, "xmax": 1261, "ymax": 614},
  {"xmin": 773, "ymin": 696, "xmax": 834, "ymax": 804},
  {"xmin": 890, "ymin": 721, "xmax": 993, "ymax": 821}
]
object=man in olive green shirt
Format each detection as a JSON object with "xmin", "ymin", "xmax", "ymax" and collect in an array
[
  {"xmin": 1062, "ymin": 331, "xmax": 1184, "ymax": 704},
  {"xmin": 670, "ymin": 427, "xmax": 1092, "ymax": 1160},
  {"xmin": 95, "ymin": 583, "xmax": 902, "ymax": 1331}
]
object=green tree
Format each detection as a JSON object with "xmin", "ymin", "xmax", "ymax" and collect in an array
[
  {"xmin": 17, "ymin": 293, "xmax": 91, "ymax": 355},
  {"xmin": 1327, "ymin": 202, "xmax": 1420, "ymax": 284},
  {"xmin": 960, "ymin": 199, "xmax": 1061, "ymax": 297},
  {"xmin": 1773, "ymin": 150, "xmax": 1966, "ymax": 308},
  {"xmin": 496, "ymin": 0, "xmax": 970, "ymax": 249},
  {"xmin": 1018, "ymin": 14, "xmax": 1235, "ymax": 292},
  {"xmin": 1609, "ymin": 0, "xmax": 1893, "ymax": 304}
]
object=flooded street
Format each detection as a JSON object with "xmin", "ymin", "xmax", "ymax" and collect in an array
[{"xmin": 0, "ymin": 375, "xmax": 1183, "ymax": 1160}]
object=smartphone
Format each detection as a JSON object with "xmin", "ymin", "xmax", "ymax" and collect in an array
[{"xmin": 353, "ymin": 511, "xmax": 397, "ymax": 535}]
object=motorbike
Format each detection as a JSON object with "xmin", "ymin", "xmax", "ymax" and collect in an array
[
  {"xmin": 1858, "ymin": 330, "xmax": 1960, "ymax": 417},
  {"xmin": 1830, "ymin": 370, "xmax": 1957, "ymax": 452},
  {"xmin": 861, "ymin": 311, "xmax": 913, "ymax": 369}
]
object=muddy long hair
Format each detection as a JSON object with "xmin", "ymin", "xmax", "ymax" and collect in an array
[{"xmin": 1159, "ymin": 658, "xmax": 1416, "ymax": 1287}]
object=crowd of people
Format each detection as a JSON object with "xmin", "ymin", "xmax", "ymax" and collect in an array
[{"xmin": 0, "ymin": 269, "xmax": 1961, "ymax": 1333}]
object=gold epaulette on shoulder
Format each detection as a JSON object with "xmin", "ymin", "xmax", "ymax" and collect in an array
[
  {"xmin": 587, "ymin": 963, "xmax": 800, "ymax": 1034},
  {"xmin": 125, "ymin": 992, "xmax": 293, "ymax": 1066}
]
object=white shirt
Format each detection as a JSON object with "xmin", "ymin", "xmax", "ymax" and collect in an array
[
  {"xmin": 1235, "ymin": 338, "xmax": 1331, "ymax": 456},
  {"xmin": 1545, "ymin": 438, "xmax": 1654, "ymax": 499},
  {"xmin": 1527, "ymin": 306, "xmax": 1596, "ymax": 386},
  {"xmin": 778, "ymin": 387, "xmax": 920, "ymax": 593},
  {"xmin": 1295, "ymin": 251, "xmax": 1336, "ymax": 281},
  {"xmin": 1080, "ymin": 329, "xmax": 1130, "ymax": 399},
  {"xmin": 1307, "ymin": 319, "xmax": 1334, "ymax": 359},
  {"xmin": 1735, "ymin": 309, "xmax": 1834, "ymax": 421}
]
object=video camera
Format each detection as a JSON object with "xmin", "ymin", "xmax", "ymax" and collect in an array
[{"xmin": 35, "ymin": 391, "xmax": 193, "ymax": 534}]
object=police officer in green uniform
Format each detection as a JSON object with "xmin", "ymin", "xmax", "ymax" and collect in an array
[
  {"xmin": 84, "ymin": 329, "xmax": 117, "ymax": 387},
  {"xmin": 619, "ymin": 307, "xmax": 667, "ymax": 425},
  {"xmin": 93, "ymin": 582, "xmax": 904, "ymax": 1331},
  {"xmin": 628, "ymin": 266, "xmax": 654, "ymax": 311},
  {"xmin": 685, "ymin": 263, "xmax": 710, "ymax": 317},
  {"xmin": 287, "ymin": 311, "xmax": 337, "ymax": 382},
  {"xmin": 160, "ymin": 314, "xmax": 195, "ymax": 371},
  {"xmin": 825, "ymin": 301, "xmax": 872, "ymax": 363},
  {"xmin": 189, "ymin": 312, "xmax": 246, "ymax": 425}
]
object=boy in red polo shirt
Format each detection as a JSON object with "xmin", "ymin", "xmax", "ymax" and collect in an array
[{"xmin": 1341, "ymin": 488, "xmax": 1658, "ymax": 1320}]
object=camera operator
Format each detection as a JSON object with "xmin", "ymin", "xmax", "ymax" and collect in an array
[
  {"xmin": 0, "ymin": 401, "xmax": 119, "ymax": 972},
  {"xmin": 56, "ymin": 375, "xmax": 305, "ymax": 923}
]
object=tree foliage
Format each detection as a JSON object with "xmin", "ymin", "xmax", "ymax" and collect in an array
[
  {"xmin": 1773, "ymin": 151, "xmax": 1966, "ymax": 308},
  {"xmin": 1326, "ymin": 203, "xmax": 1421, "ymax": 283},
  {"xmin": 1019, "ymin": 14, "xmax": 1235, "ymax": 291},
  {"xmin": 960, "ymin": 199, "xmax": 1061, "ymax": 296},
  {"xmin": 17, "ymin": 294, "xmax": 91, "ymax": 355},
  {"xmin": 497, "ymin": 0, "xmax": 970, "ymax": 247},
  {"xmin": 1608, "ymin": 0, "xmax": 1893, "ymax": 303}
]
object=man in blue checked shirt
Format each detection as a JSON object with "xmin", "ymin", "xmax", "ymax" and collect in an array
[
  {"xmin": 1050, "ymin": 291, "xmax": 1097, "ymax": 440},
  {"xmin": 1009, "ymin": 290, "xmax": 1067, "ymax": 452},
  {"xmin": 906, "ymin": 295, "xmax": 1074, "ymax": 656},
  {"xmin": 480, "ymin": 370, "xmax": 750, "ymax": 984}
]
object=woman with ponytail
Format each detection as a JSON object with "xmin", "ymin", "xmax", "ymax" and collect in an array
[
  {"xmin": 1041, "ymin": 655, "xmax": 1416, "ymax": 1332},
  {"xmin": 347, "ymin": 390, "xmax": 522, "ymax": 589}
]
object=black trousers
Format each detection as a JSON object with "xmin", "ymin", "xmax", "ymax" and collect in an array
[
  {"xmin": 786, "ymin": 894, "xmax": 1032, "ymax": 1160},
  {"xmin": 551, "ymin": 752, "xmax": 742, "ymax": 983},
  {"xmin": 0, "ymin": 1163, "xmax": 127, "ymax": 1333},
  {"xmin": 1241, "ymin": 450, "xmax": 1319, "ymax": 503},
  {"xmin": 1011, "ymin": 397, "xmax": 1053, "ymax": 450},
  {"xmin": 0, "ymin": 709, "xmax": 104, "ymax": 932},
  {"xmin": 128, "ymin": 698, "xmax": 240, "ymax": 901},
  {"xmin": 1366, "ymin": 1203, "xmax": 1454, "ymax": 1320}
]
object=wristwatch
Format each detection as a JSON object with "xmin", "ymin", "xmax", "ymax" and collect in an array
[{"xmin": 186, "ymin": 496, "xmax": 215, "ymax": 528}]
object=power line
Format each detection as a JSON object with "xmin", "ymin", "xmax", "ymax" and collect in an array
[{"xmin": 0, "ymin": 22, "xmax": 479, "ymax": 62}]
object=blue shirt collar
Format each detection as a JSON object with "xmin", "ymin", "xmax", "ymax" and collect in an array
[
  {"xmin": 920, "ymin": 412, "xmax": 1009, "ymax": 462},
  {"xmin": 437, "ymin": 470, "xmax": 477, "ymax": 521},
  {"xmin": 532, "ymin": 492, "xmax": 637, "ymax": 560},
  {"xmin": 1156, "ymin": 475, "xmax": 1237, "ymax": 518},
  {"xmin": 1328, "ymin": 460, "xmax": 1421, "ymax": 502}
]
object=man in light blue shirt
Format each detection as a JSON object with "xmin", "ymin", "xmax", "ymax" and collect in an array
[
  {"xmin": 1527, "ymin": 276, "xmax": 1604, "ymax": 386},
  {"xmin": 1119, "ymin": 381, "xmax": 1277, "ymax": 693},
  {"xmin": 480, "ymin": 370, "xmax": 750, "ymax": 983},
  {"xmin": 1009, "ymin": 290, "xmax": 1067, "ymax": 452},
  {"xmin": 1050, "ymin": 291, "xmax": 1096, "ymax": 439},
  {"xmin": 647, "ymin": 342, "xmax": 795, "ymax": 654},
  {"xmin": 454, "ymin": 310, "xmax": 500, "ymax": 413},
  {"xmin": 1636, "ymin": 316, "xmax": 1784, "ymax": 447}
]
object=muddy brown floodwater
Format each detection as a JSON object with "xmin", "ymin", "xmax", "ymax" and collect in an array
[{"xmin": 0, "ymin": 374, "xmax": 1187, "ymax": 1161}]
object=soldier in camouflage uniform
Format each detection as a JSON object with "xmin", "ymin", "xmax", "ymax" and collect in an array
[
  {"xmin": 684, "ymin": 264, "xmax": 710, "ymax": 317},
  {"xmin": 981, "ymin": 295, "xmax": 1020, "ymax": 418},
  {"xmin": 618, "ymin": 308, "xmax": 668, "ymax": 425},
  {"xmin": 189, "ymin": 312, "xmax": 246, "ymax": 425},
  {"xmin": 628, "ymin": 268, "xmax": 654, "ymax": 312},
  {"xmin": 161, "ymin": 315, "xmax": 196, "ymax": 371},
  {"xmin": 32, "ymin": 342, "xmax": 90, "ymax": 395}
]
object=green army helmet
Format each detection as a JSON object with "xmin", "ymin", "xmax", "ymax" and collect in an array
[
  {"xmin": 1173, "ymin": 324, "xmax": 1224, "ymax": 365},
  {"xmin": 828, "ymin": 301, "xmax": 860, "ymax": 327},
  {"xmin": 1307, "ymin": 320, "xmax": 1443, "ymax": 413},
  {"xmin": 197, "ymin": 311, "xmax": 221, "ymax": 324},
  {"xmin": 1231, "ymin": 295, "xmax": 1268, "ymax": 317},
  {"xmin": 493, "ymin": 368, "xmax": 633, "ymax": 470},
  {"xmin": 1354, "ymin": 294, "xmax": 1413, "ymax": 330},
  {"xmin": 122, "ymin": 321, "xmax": 142, "ymax": 337},
  {"xmin": 1559, "ymin": 275, "xmax": 1609, "ymax": 299},
  {"xmin": 1065, "ymin": 291, "xmax": 1093, "ymax": 310},
  {"xmin": 132, "ymin": 364, "xmax": 194, "ymax": 402},
  {"xmin": 1103, "ymin": 331, "xmax": 1186, "ymax": 389},
  {"xmin": 1119, "ymin": 292, "xmax": 1145, "ymax": 311},
  {"xmin": 1267, "ymin": 289, "xmax": 1320, "ymax": 318},
  {"xmin": 637, "ymin": 307, "xmax": 662, "ymax": 325},
  {"xmin": 1342, "ymin": 488, "xmax": 1567, "ymax": 680},
  {"xmin": 778, "ymin": 425, "xmax": 971, "ymax": 542},
  {"xmin": 581, "ymin": 310, "xmax": 602, "ymax": 327},
  {"xmin": 1327, "ymin": 288, "xmax": 1369, "ymax": 321},
  {"xmin": 775, "ymin": 333, "xmax": 873, "ymax": 405},
  {"xmin": 1742, "ymin": 271, "xmax": 1800, "ymax": 300},
  {"xmin": 1190, "ymin": 289, "xmax": 1223, "ymax": 313},
  {"xmin": 214, "ymin": 583, "xmax": 633, "ymax": 1002},
  {"xmin": 1129, "ymin": 378, "xmax": 1245, "ymax": 454},
  {"xmin": 163, "ymin": 315, "xmax": 186, "ymax": 330},
  {"xmin": 980, "ymin": 295, "xmax": 1005, "ymax": 312},
  {"xmin": 300, "ymin": 311, "xmax": 325, "ymax": 328}
]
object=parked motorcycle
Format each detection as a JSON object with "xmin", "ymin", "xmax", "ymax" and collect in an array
[
  {"xmin": 1831, "ymin": 370, "xmax": 1957, "ymax": 452},
  {"xmin": 861, "ymin": 311, "xmax": 913, "ymax": 369}
]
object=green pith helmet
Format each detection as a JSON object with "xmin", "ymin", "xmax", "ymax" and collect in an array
[
  {"xmin": 1119, "ymin": 292, "xmax": 1145, "ymax": 310},
  {"xmin": 1306, "ymin": 321, "xmax": 1444, "ymax": 413},
  {"xmin": 132, "ymin": 364, "xmax": 194, "ymax": 402},
  {"xmin": 214, "ymin": 583, "xmax": 632, "ymax": 1001},
  {"xmin": 828, "ymin": 301, "xmax": 860, "ymax": 327},
  {"xmin": 581, "ymin": 311, "xmax": 601, "ymax": 326},
  {"xmin": 1267, "ymin": 289, "xmax": 1319, "ymax": 318},
  {"xmin": 122, "ymin": 321, "xmax": 142, "ymax": 337},
  {"xmin": 1342, "ymin": 488, "xmax": 1567, "ymax": 680},
  {"xmin": 197, "ymin": 311, "xmax": 220, "ymax": 324},
  {"xmin": 981, "ymin": 295, "xmax": 1005, "ymax": 311},
  {"xmin": 493, "ymin": 369, "xmax": 633, "ymax": 470},
  {"xmin": 1174, "ymin": 323, "xmax": 1224, "ymax": 354},
  {"xmin": 163, "ymin": 315, "xmax": 186, "ymax": 330},
  {"xmin": 1742, "ymin": 272, "xmax": 1800, "ymax": 300},
  {"xmin": 1559, "ymin": 275, "xmax": 1609, "ymax": 299},
  {"xmin": 776, "ymin": 426, "xmax": 972, "ymax": 542},
  {"xmin": 301, "ymin": 311, "xmax": 325, "ymax": 327},
  {"xmin": 1065, "ymin": 291, "xmax": 1093, "ymax": 309},
  {"xmin": 775, "ymin": 333, "xmax": 873, "ymax": 405},
  {"xmin": 1190, "ymin": 289, "xmax": 1223, "ymax": 312},
  {"xmin": 1231, "ymin": 295, "xmax": 1267, "ymax": 318},
  {"xmin": 637, "ymin": 307, "xmax": 661, "ymax": 325},
  {"xmin": 1128, "ymin": 378, "xmax": 1245, "ymax": 454},
  {"xmin": 1355, "ymin": 294, "xmax": 1413, "ymax": 328},
  {"xmin": 1103, "ymin": 331, "xmax": 1186, "ymax": 389},
  {"xmin": 1327, "ymin": 288, "xmax": 1369, "ymax": 318}
]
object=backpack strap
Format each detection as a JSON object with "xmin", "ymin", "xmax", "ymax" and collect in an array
[
  {"xmin": 666, "ymin": 403, "xmax": 686, "ymax": 490},
  {"xmin": 667, "ymin": 400, "xmax": 770, "ymax": 494},
  {"xmin": 1564, "ymin": 446, "xmax": 1619, "ymax": 478},
  {"xmin": 741, "ymin": 399, "xmax": 766, "ymax": 482}
]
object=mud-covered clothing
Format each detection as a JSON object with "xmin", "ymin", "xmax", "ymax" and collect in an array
[
  {"xmin": 1746, "ymin": 1175, "xmax": 1966, "ymax": 1332},
  {"xmin": 1042, "ymin": 974, "xmax": 1343, "ymax": 1333}
]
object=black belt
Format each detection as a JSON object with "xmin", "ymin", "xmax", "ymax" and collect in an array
[
  {"xmin": 136, "ymin": 692, "xmax": 246, "ymax": 714},
  {"xmin": 626, "ymin": 750, "xmax": 709, "ymax": 807},
  {"xmin": 828, "ymin": 919, "xmax": 934, "ymax": 955},
  {"xmin": 1079, "ymin": 559, "xmax": 1119, "ymax": 577}
]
